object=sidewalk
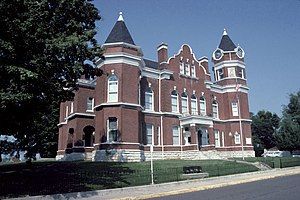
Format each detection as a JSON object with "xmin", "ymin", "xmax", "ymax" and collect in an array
[{"xmin": 12, "ymin": 166, "xmax": 300, "ymax": 200}]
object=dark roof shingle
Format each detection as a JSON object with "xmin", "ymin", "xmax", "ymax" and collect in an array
[
  {"xmin": 105, "ymin": 20, "xmax": 135, "ymax": 45},
  {"xmin": 144, "ymin": 59, "xmax": 158, "ymax": 69},
  {"xmin": 218, "ymin": 35, "xmax": 236, "ymax": 51}
]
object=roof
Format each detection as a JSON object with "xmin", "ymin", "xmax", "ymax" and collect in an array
[
  {"xmin": 144, "ymin": 59, "xmax": 158, "ymax": 69},
  {"xmin": 105, "ymin": 13, "xmax": 135, "ymax": 45},
  {"xmin": 218, "ymin": 29, "xmax": 236, "ymax": 51}
]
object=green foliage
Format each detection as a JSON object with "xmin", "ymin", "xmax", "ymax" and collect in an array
[
  {"xmin": 251, "ymin": 110, "xmax": 280, "ymax": 154},
  {"xmin": 275, "ymin": 91, "xmax": 300, "ymax": 152},
  {"xmin": 0, "ymin": 0, "xmax": 101, "ymax": 158}
]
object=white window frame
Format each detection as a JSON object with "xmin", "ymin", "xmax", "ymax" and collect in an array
[
  {"xmin": 180, "ymin": 62, "xmax": 184, "ymax": 74},
  {"xmin": 234, "ymin": 132, "xmax": 241, "ymax": 144},
  {"xmin": 185, "ymin": 63, "xmax": 190, "ymax": 76},
  {"xmin": 214, "ymin": 130, "xmax": 220, "ymax": 147},
  {"xmin": 199, "ymin": 98, "xmax": 206, "ymax": 116},
  {"xmin": 191, "ymin": 97, "xmax": 198, "ymax": 115},
  {"xmin": 145, "ymin": 90, "xmax": 154, "ymax": 111},
  {"xmin": 171, "ymin": 93, "xmax": 179, "ymax": 113},
  {"xmin": 191, "ymin": 65, "xmax": 196, "ymax": 77},
  {"xmin": 172, "ymin": 126, "xmax": 180, "ymax": 145},
  {"xmin": 227, "ymin": 67, "xmax": 236, "ymax": 78},
  {"xmin": 212, "ymin": 102, "xmax": 219, "ymax": 119},
  {"xmin": 232, "ymin": 102, "xmax": 239, "ymax": 117},
  {"xmin": 146, "ymin": 124, "xmax": 153, "ymax": 145},
  {"xmin": 108, "ymin": 75, "xmax": 118, "ymax": 102},
  {"xmin": 181, "ymin": 95, "xmax": 188, "ymax": 114},
  {"xmin": 86, "ymin": 97, "xmax": 94, "ymax": 112},
  {"xmin": 107, "ymin": 117, "xmax": 118, "ymax": 142}
]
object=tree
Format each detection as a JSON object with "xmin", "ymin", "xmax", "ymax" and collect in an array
[
  {"xmin": 275, "ymin": 91, "xmax": 300, "ymax": 152},
  {"xmin": 0, "ymin": 0, "xmax": 101, "ymax": 158},
  {"xmin": 251, "ymin": 110, "xmax": 280, "ymax": 156}
]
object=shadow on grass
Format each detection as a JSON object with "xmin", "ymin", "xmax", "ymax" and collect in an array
[{"xmin": 0, "ymin": 161, "xmax": 134, "ymax": 198}]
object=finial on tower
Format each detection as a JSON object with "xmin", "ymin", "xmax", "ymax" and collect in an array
[
  {"xmin": 223, "ymin": 28, "xmax": 228, "ymax": 36},
  {"xmin": 118, "ymin": 11, "xmax": 124, "ymax": 21}
]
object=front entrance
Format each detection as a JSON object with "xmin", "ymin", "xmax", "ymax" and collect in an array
[
  {"xmin": 197, "ymin": 130, "xmax": 202, "ymax": 150},
  {"xmin": 197, "ymin": 128, "xmax": 209, "ymax": 150}
]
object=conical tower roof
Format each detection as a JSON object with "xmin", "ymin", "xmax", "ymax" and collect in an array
[
  {"xmin": 105, "ymin": 12, "xmax": 135, "ymax": 45},
  {"xmin": 218, "ymin": 29, "xmax": 236, "ymax": 51}
]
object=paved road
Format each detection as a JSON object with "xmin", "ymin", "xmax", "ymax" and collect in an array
[{"xmin": 150, "ymin": 174, "xmax": 300, "ymax": 200}]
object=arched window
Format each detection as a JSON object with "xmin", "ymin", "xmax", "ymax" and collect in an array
[
  {"xmin": 199, "ymin": 96, "xmax": 206, "ymax": 116},
  {"xmin": 108, "ymin": 74, "xmax": 118, "ymax": 102},
  {"xmin": 191, "ymin": 94, "xmax": 197, "ymax": 115},
  {"xmin": 145, "ymin": 86, "xmax": 153, "ymax": 111},
  {"xmin": 171, "ymin": 90, "xmax": 178, "ymax": 113},
  {"xmin": 181, "ymin": 91, "xmax": 188, "ymax": 114},
  {"xmin": 212, "ymin": 100, "xmax": 219, "ymax": 119}
]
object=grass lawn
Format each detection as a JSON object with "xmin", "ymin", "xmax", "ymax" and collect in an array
[{"xmin": 0, "ymin": 159, "xmax": 258, "ymax": 198}]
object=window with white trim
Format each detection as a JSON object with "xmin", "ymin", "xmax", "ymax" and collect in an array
[
  {"xmin": 212, "ymin": 100, "xmax": 219, "ymax": 118},
  {"xmin": 180, "ymin": 62, "xmax": 184, "ymax": 74},
  {"xmin": 201, "ymin": 130, "xmax": 209, "ymax": 146},
  {"xmin": 181, "ymin": 92, "xmax": 188, "ymax": 114},
  {"xmin": 108, "ymin": 117, "xmax": 118, "ymax": 142},
  {"xmin": 232, "ymin": 101, "xmax": 239, "ymax": 117},
  {"xmin": 146, "ymin": 124, "xmax": 153, "ymax": 145},
  {"xmin": 214, "ymin": 130, "xmax": 220, "ymax": 147},
  {"xmin": 185, "ymin": 63, "xmax": 190, "ymax": 76},
  {"xmin": 86, "ymin": 97, "xmax": 94, "ymax": 112},
  {"xmin": 227, "ymin": 67, "xmax": 236, "ymax": 77},
  {"xmin": 172, "ymin": 126, "xmax": 180, "ymax": 145},
  {"xmin": 145, "ymin": 87, "xmax": 154, "ymax": 111},
  {"xmin": 171, "ymin": 90, "xmax": 178, "ymax": 113},
  {"xmin": 234, "ymin": 132, "xmax": 241, "ymax": 144},
  {"xmin": 191, "ymin": 65, "xmax": 196, "ymax": 77},
  {"xmin": 108, "ymin": 74, "xmax": 118, "ymax": 102},
  {"xmin": 199, "ymin": 96, "xmax": 206, "ymax": 116},
  {"xmin": 191, "ymin": 94, "xmax": 198, "ymax": 115}
]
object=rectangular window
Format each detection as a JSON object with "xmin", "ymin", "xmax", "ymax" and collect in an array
[
  {"xmin": 172, "ymin": 126, "xmax": 179, "ymax": 145},
  {"xmin": 87, "ymin": 97, "xmax": 94, "ymax": 112},
  {"xmin": 234, "ymin": 133, "xmax": 241, "ymax": 144},
  {"xmin": 201, "ymin": 130, "xmax": 209, "ymax": 146},
  {"xmin": 191, "ymin": 66, "xmax": 196, "ymax": 77},
  {"xmin": 171, "ymin": 95, "xmax": 178, "ymax": 112},
  {"xmin": 214, "ymin": 130, "xmax": 220, "ymax": 147},
  {"xmin": 108, "ymin": 81, "xmax": 118, "ymax": 102},
  {"xmin": 212, "ymin": 104, "xmax": 218, "ymax": 118},
  {"xmin": 227, "ymin": 67, "xmax": 236, "ymax": 77},
  {"xmin": 191, "ymin": 99, "xmax": 197, "ymax": 115},
  {"xmin": 146, "ymin": 124, "xmax": 153, "ymax": 145},
  {"xmin": 108, "ymin": 117, "xmax": 118, "ymax": 142},
  {"xmin": 232, "ymin": 102, "xmax": 239, "ymax": 116},
  {"xmin": 199, "ymin": 100, "xmax": 206, "ymax": 116},
  {"xmin": 185, "ymin": 64, "xmax": 190, "ymax": 76},
  {"xmin": 182, "ymin": 97, "xmax": 188, "ymax": 114},
  {"xmin": 180, "ymin": 62, "xmax": 184, "ymax": 74},
  {"xmin": 145, "ymin": 92, "xmax": 153, "ymax": 111}
]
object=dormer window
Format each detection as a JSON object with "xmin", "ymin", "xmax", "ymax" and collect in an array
[
  {"xmin": 180, "ymin": 61, "xmax": 184, "ymax": 74},
  {"xmin": 185, "ymin": 63, "xmax": 190, "ymax": 76},
  {"xmin": 191, "ymin": 65, "xmax": 196, "ymax": 77}
]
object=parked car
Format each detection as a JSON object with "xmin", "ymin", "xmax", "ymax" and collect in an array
[
  {"xmin": 263, "ymin": 151, "xmax": 291, "ymax": 157},
  {"xmin": 292, "ymin": 151, "xmax": 300, "ymax": 157}
]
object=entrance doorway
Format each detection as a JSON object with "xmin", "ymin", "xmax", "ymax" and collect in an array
[{"xmin": 83, "ymin": 126, "xmax": 95, "ymax": 147}]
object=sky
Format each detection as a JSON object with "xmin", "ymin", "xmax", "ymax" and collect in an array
[{"xmin": 93, "ymin": 0, "xmax": 300, "ymax": 115}]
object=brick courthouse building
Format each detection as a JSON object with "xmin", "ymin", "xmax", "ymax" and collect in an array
[{"xmin": 57, "ymin": 13, "xmax": 254, "ymax": 161}]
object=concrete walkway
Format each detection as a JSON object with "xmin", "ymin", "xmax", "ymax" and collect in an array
[{"xmin": 12, "ymin": 166, "xmax": 300, "ymax": 200}]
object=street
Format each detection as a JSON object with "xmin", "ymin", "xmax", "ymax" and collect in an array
[{"xmin": 150, "ymin": 174, "xmax": 300, "ymax": 200}]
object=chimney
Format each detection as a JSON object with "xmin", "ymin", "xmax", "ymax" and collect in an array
[{"xmin": 157, "ymin": 43, "xmax": 168, "ymax": 68}]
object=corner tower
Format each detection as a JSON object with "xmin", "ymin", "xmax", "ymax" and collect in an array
[
  {"xmin": 93, "ymin": 12, "xmax": 143, "ymax": 157},
  {"xmin": 212, "ymin": 29, "xmax": 246, "ymax": 87}
]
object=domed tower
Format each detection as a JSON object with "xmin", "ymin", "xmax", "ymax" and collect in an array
[{"xmin": 93, "ymin": 12, "xmax": 143, "ymax": 157}]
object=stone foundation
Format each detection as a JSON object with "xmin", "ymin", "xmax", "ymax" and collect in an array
[{"xmin": 92, "ymin": 149, "xmax": 255, "ymax": 162}]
